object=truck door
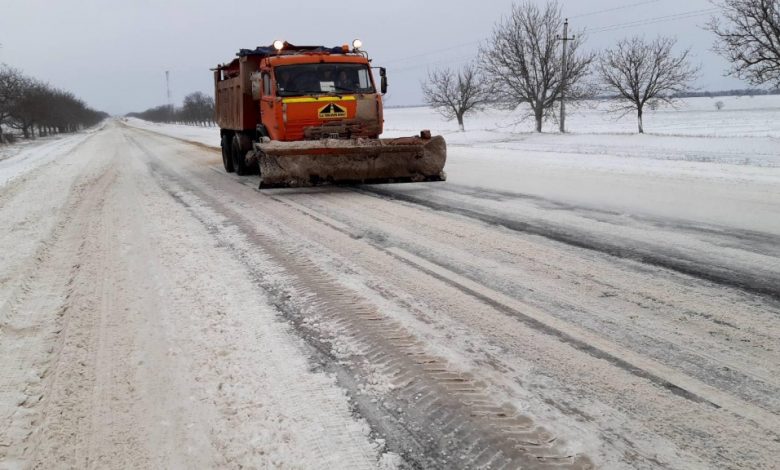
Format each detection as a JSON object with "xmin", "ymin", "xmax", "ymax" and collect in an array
[{"xmin": 259, "ymin": 70, "xmax": 278, "ymax": 140}]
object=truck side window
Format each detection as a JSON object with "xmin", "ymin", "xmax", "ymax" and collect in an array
[
  {"xmin": 358, "ymin": 69, "xmax": 371, "ymax": 90},
  {"xmin": 262, "ymin": 73, "xmax": 271, "ymax": 96}
]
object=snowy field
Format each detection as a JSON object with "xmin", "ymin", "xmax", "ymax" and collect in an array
[{"xmin": 386, "ymin": 94, "xmax": 780, "ymax": 139}]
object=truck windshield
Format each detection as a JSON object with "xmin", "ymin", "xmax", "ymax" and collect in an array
[{"xmin": 275, "ymin": 64, "xmax": 375, "ymax": 96}]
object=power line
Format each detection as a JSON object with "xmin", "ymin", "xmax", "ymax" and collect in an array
[
  {"xmin": 381, "ymin": 39, "xmax": 482, "ymax": 66},
  {"xmin": 381, "ymin": 1, "xmax": 675, "ymax": 68},
  {"xmin": 592, "ymin": 9, "xmax": 718, "ymax": 33},
  {"xmin": 570, "ymin": 0, "xmax": 662, "ymax": 19},
  {"xmin": 382, "ymin": 5, "xmax": 716, "ymax": 74},
  {"xmin": 588, "ymin": 8, "xmax": 719, "ymax": 34},
  {"xmin": 392, "ymin": 57, "xmax": 471, "ymax": 75}
]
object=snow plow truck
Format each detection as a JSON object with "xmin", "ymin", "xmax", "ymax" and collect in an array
[{"xmin": 213, "ymin": 40, "xmax": 447, "ymax": 188}]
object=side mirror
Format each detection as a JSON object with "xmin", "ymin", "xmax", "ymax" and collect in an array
[{"xmin": 379, "ymin": 67, "xmax": 387, "ymax": 94}]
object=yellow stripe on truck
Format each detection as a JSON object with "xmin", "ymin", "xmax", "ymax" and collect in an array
[{"xmin": 282, "ymin": 96, "xmax": 357, "ymax": 104}]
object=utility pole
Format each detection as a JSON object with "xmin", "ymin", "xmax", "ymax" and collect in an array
[
  {"xmin": 557, "ymin": 19, "xmax": 575, "ymax": 133},
  {"xmin": 165, "ymin": 70, "xmax": 172, "ymax": 115}
]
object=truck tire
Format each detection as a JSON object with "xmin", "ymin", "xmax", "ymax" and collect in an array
[
  {"xmin": 232, "ymin": 134, "xmax": 250, "ymax": 176},
  {"xmin": 249, "ymin": 127, "xmax": 269, "ymax": 176},
  {"xmin": 221, "ymin": 133, "xmax": 235, "ymax": 173}
]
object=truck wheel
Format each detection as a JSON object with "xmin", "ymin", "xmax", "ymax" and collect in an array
[
  {"xmin": 236, "ymin": 132, "xmax": 259, "ymax": 175},
  {"xmin": 221, "ymin": 133, "xmax": 235, "ymax": 173},
  {"xmin": 232, "ymin": 134, "xmax": 250, "ymax": 176},
  {"xmin": 247, "ymin": 153, "xmax": 260, "ymax": 175}
]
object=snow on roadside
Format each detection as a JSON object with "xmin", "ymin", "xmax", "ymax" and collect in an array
[
  {"xmin": 125, "ymin": 118, "xmax": 219, "ymax": 148},
  {"xmin": 0, "ymin": 123, "xmax": 106, "ymax": 187}
]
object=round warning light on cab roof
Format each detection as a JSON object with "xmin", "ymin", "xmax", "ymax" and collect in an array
[{"xmin": 273, "ymin": 40, "xmax": 284, "ymax": 51}]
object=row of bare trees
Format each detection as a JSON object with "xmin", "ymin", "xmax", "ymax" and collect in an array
[
  {"xmin": 423, "ymin": 0, "xmax": 780, "ymax": 134},
  {"xmin": 0, "ymin": 65, "xmax": 108, "ymax": 143},
  {"xmin": 126, "ymin": 92, "xmax": 215, "ymax": 126}
]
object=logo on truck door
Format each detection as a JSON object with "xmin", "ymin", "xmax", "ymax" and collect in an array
[{"xmin": 318, "ymin": 103, "xmax": 348, "ymax": 119}]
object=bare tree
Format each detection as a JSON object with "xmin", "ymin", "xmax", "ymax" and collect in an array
[
  {"xmin": 0, "ymin": 65, "xmax": 25, "ymax": 143},
  {"xmin": 182, "ymin": 92, "xmax": 215, "ymax": 126},
  {"xmin": 715, "ymin": 100, "xmax": 726, "ymax": 110},
  {"xmin": 7, "ymin": 78, "xmax": 45, "ymax": 139},
  {"xmin": 597, "ymin": 36, "xmax": 699, "ymax": 133},
  {"xmin": 129, "ymin": 91, "xmax": 215, "ymax": 126},
  {"xmin": 421, "ymin": 63, "xmax": 491, "ymax": 131},
  {"xmin": 480, "ymin": 1, "xmax": 594, "ymax": 132},
  {"xmin": 707, "ymin": 0, "xmax": 780, "ymax": 87},
  {"xmin": 127, "ymin": 104, "xmax": 174, "ymax": 123},
  {"xmin": 0, "ymin": 65, "xmax": 106, "ymax": 142},
  {"xmin": 422, "ymin": 64, "xmax": 493, "ymax": 131}
]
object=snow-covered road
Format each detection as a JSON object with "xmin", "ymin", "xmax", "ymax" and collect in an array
[{"xmin": 1, "ymin": 119, "xmax": 778, "ymax": 469}]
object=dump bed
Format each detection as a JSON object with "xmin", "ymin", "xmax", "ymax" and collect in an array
[{"xmin": 213, "ymin": 56, "xmax": 260, "ymax": 130}]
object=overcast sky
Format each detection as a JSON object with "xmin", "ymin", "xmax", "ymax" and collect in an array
[{"xmin": 0, "ymin": 0, "xmax": 744, "ymax": 115}]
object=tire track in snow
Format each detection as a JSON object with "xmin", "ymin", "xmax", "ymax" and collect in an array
[
  {"xmin": 260, "ymin": 188, "xmax": 780, "ymax": 433},
  {"xmin": 358, "ymin": 186, "xmax": 780, "ymax": 303},
  {"xmin": 125, "ymin": 134, "xmax": 594, "ymax": 469},
  {"xmin": 279, "ymin": 187, "xmax": 780, "ymax": 413},
  {"xmin": 117, "ymin": 124, "xmax": 780, "ymax": 303},
  {"xmin": 123, "ymin": 124, "xmax": 780, "ymax": 468},
  {"xmin": 434, "ymin": 184, "xmax": 780, "ymax": 256}
]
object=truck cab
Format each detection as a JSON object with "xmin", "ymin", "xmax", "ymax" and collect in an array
[
  {"xmin": 214, "ymin": 42, "xmax": 385, "ymax": 144},
  {"xmin": 259, "ymin": 55, "xmax": 384, "ymax": 141}
]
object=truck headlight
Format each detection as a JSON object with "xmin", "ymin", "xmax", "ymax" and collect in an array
[{"xmin": 352, "ymin": 39, "xmax": 363, "ymax": 50}]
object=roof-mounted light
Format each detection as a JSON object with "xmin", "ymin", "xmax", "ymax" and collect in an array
[
  {"xmin": 352, "ymin": 39, "xmax": 363, "ymax": 50},
  {"xmin": 273, "ymin": 40, "xmax": 285, "ymax": 51}
]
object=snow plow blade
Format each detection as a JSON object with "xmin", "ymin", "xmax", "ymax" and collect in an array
[{"xmin": 253, "ymin": 134, "xmax": 446, "ymax": 188}]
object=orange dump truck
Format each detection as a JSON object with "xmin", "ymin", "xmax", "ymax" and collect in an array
[{"xmin": 213, "ymin": 40, "xmax": 446, "ymax": 188}]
